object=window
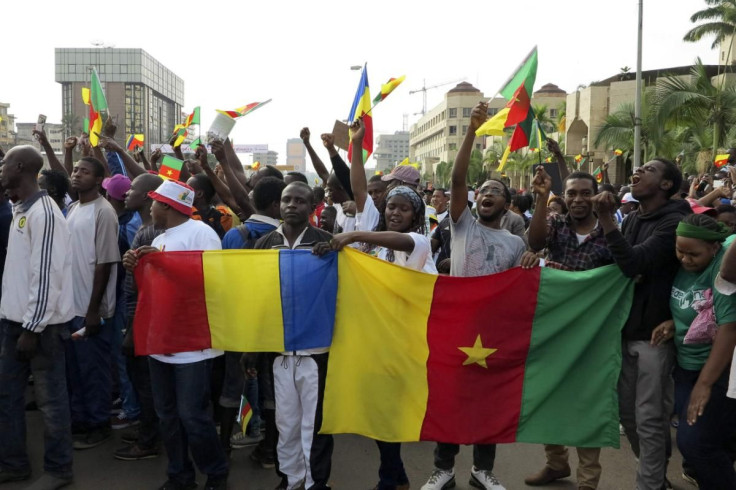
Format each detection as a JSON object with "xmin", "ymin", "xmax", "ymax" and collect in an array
[
  {"xmin": 487, "ymin": 108, "xmax": 499, "ymax": 116},
  {"xmin": 449, "ymin": 108, "xmax": 457, "ymax": 118},
  {"xmin": 449, "ymin": 126, "xmax": 457, "ymax": 135},
  {"xmin": 463, "ymin": 108, "xmax": 472, "ymax": 117},
  {"xmin": 462, "ymin": 125, "xmax": 468, "ymax": 134},
  {"xmin": 449, "ymin": 143, "xmax": 457, "ymax": 151},
  {"xmin": 549, "ymin": 108, "xmax": 558, "ymax": 118}
]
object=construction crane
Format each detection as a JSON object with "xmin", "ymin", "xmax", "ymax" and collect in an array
[{"xmin": 409, "ymin": 78, "xmax": 467, "ymax": 116}]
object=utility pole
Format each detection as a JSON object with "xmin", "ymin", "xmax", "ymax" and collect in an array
[{"xmin": 634, "ymin": 0, "xmax": 643, "ymax": 169}]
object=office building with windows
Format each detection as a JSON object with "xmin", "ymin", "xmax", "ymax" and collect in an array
[
  {"xmin": 374, "ymin": 131, "xmax": 410, "ymax": 172},
  {"xmin": 55, "ymin": 48, "xmax": 184, "ymax": 150}
]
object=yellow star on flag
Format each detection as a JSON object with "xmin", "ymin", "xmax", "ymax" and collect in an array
[
  {"xmin": 166, "ymin": 170, "xmax": 173, "ymax": 176},
  {"xmin": 458, "ymin": 335, "xmax": 497, "ymax": 369}
]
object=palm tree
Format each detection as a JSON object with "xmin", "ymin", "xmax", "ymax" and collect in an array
[
  {"xmin": 683, "ymin": 0, "xmax": 736, "ymax": 52},
  {"xmin": 595, "ymin": 88, "xmax": 677, "ymax": 162},
  {"xmin": 434, "ymin": 161, "xmax": 451, "ymax": 188},
  {"xmin": 62, "ymin": 113, "xmax": 81, "ymax": 138},
  {"xmin": 467, "ymin": 149, "xmax": 485, "ymax": 186},
  {"xmin": 532, "ymin": 104, "xmax": 556, "ymax": 135},
  {"xmin": 655, "ymin": 58, "xmax": 736, "ymax": 155}
]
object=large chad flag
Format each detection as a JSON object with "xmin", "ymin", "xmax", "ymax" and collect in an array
[
  {"xmin": 347, "ymin": 64, "xmax": 373, "ymax": 161},
  {"xmin": 134, "ymin": 248, "xmax": 632, "ymax": 447}
]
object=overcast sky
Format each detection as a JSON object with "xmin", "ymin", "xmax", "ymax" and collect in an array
[{"xmin": 1, "ymin": 0, "xmax": 718, "ymax": 167}]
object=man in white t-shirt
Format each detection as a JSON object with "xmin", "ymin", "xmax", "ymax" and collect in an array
[
  {"xmin": 66, "ymin": 156, "xmax": 121, "ymax": 450},
  {"xmin": 0, "ymin": 146, "xmax": 75, "ymax": 489},
  {"xmin": 123, "ymin": 180, "xmax": 228, "ymax": 490}
]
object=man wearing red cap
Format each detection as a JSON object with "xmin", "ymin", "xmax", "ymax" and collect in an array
[{"xmin": 123, "ymin": 180, "xmax": 228, "ymax": 490}]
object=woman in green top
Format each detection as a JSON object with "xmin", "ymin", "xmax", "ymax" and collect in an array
[{"xmin": 655, "ymin": 214, "xmax": 736, "ymax": 489}]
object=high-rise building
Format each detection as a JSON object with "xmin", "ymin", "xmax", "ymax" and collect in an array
[
  {"xmin": 15, "ymin": 122, "xmax": 65, "ymax": 157},
  {"xmin": 252, "ymin": 150, "xmax": 279, "ymax": 166},
  {"xmin": 55, "ymin": 48, "xmax": 184, "ymax": 151},
  {"xmin": 374, "ymin": 131, "xmax": 410, "ymax": 171},
  {"xmin": 286, "ymin": 138, "xmax": 306, "ymax": 173},
  {"xmin": 0, "ymin": 103, "xmax": 17, "ymax": 149}
]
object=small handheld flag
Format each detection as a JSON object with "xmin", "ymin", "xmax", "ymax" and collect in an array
[
  {"xmin": 614, "ymin": 149, "xmax": 623, "ymax": 156},
  {"xmin": 184, "ymin": 107, "xmax": 200, "ymax": 127},
  {"xmin": 372, "ymin": 76, "xmax": 406, "ymax": 105},
  {"xmin": 237, "ymin": 395, "xmax": 253, "ymax": 435},
  {"xmin": 189, "ymin": 138, "xmax": 203, "ymax": 152},
  {"xmin": 216, "ymin": 100, "xmax": 272, "ymax": 119},
  {"xmin": 715, "ymin": 154, "xmax": 730, "ymax": 168},
  {"xmin": 126, "ymin": 134, "xmax": 144, "ymax": 151},
  {"xmin": 159, "ymin": 155, "xmax": 184, "ymax": 181}
]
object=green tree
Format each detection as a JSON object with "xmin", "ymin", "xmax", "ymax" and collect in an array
[
  {"xmin": 468, "ymin": 149, "xmax": 485, "ymax": 186},
  {"xmin": 62, "ymin": 113, "xmax": 81, "ymax": 138},
  {"xmin": 595, "ymin": 89, "xmax": 677, "ymax": 162},
  {"xmin": 655, "ymin": 58, "xmax": 736, "ymax": 155},
  {"xmin": 683, "ymin": 0, "xmax": 736, "ymax": 51},
  {"xmin": 434, "ymin": 161, "xmax": 451, "ymax": 188},
  {"xmin": 532, "ymin": 104, "xmax": 556, "ymax": 135}
]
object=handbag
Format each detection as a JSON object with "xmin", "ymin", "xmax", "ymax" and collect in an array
[{"xmin": 684, "ymin": 288, "xmax": 718, "ymax": 344}]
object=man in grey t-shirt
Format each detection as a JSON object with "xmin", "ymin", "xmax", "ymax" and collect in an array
[{"xmin": 423, "ymin": 102, "xmax": 523, "ymax": 490}]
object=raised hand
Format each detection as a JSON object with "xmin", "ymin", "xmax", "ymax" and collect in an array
[
  {"xmin": 468, "ymin": 102, "xmax": 488, "ymax": 132},
  {"xmin": 531, "ymin": 165, "xmax": 552, "ymax": 196},
  {"xmin": 300, "ymin": 127, "xmax": 310, "ymax": 145},
  {"xmin": 150, "ymin": 148, "xmax": 162, "ymax": 165},
  {"xmin": 350, "ymin": 119, "xmax": 365, "ymax": 144},
  {"xmin": 64, "ymin": 136, "xmax": 78, "ymax": 150}
]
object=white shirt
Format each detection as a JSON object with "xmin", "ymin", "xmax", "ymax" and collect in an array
[
  {"xmin": 375, "ymin": 232, "xmax": 438, "ymax": 274},
  {"xmin": 66, "ymin": 196, "xmax": 120, "ymax": 319},
  {"xmin": 150, "ymin": 219, "xmax": 223, "ymax": 364},
  {"xmin": 1, "ymin": 192, "xmax": 74, "ymax": 332},
  {"xmin": 335, "ymin": 204, "xmax": 356, "ymax": 233},
  {"xmin": 356, "ymin": 194, "xmax": 381, "ymax": 232}
]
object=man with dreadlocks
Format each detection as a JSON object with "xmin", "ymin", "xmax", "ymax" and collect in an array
[{"xmin": 420, "ymin": 102, "xmax": 524, "ymax": 490}]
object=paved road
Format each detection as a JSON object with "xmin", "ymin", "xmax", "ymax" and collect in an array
[{"xmin": 7, "ymin": 412, "xmax": 692, "ymax": 489}]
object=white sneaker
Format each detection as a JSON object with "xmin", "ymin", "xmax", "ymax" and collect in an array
[
  {"xmin": 421, "ymin": 468, "xmax": 455, "ymax": 490},
  {"xmin": 470, "ymin": 466, "xmax": 505, "ymax": 490}
]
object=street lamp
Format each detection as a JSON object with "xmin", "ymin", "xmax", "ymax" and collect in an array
[{"xmin": 350, "ymin": 65, "xmax": 362, "ymax": 71}]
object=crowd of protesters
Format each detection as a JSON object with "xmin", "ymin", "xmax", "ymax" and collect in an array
[{"xmin": 2, "ymin": 102, "xmax": 736, "ymax": 490}]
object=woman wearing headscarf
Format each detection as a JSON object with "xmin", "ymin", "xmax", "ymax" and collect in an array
[{"xmin": 652, "ymin": 213, "xmax": 736, "ymax": 489}]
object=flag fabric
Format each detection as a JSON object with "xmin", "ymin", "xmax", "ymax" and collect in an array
[
  {"xmin": 158, "ymin": 155, "xmax": 185, "ymax": 181},
  {"xmin": 81, "ymin": 87, "xmax": 91, "ymax": 106},
  {"xmin": 574, "ymin": 154, "xmax": 583, "ymax": 163},
  {"xmin": 216, "ymin": 100, "xmax": 272, "ymax": 119},
  {"xmin": 126, "ymin": 134, "xmax": 144, "ymax": 151},
  {"xmin": 251, "ymin": 162, "xmax": 261, "ymax": 170},
  {"xmin": 189, "ymin": 138, "xmax": 203, "ymax": 152},
  {"xmin": 528, "ymin": 118, "xmax": 547, "ymax": 152},
  {"xmin": 476, "ymin": 85, "xmax": 533, "ymax": 137},
  {"xmin": 133, "ymin": 250, "xmax": 338, "ymax": 355},
  {"xmin": 372, "ymin": 76, "xmax": 406, "ymax": 105},
  {"xmin": 347, "ymin": 64, "xmax": 373, "ymax": 162},
  {"xmin": 133, "ymin": 248, "xmax": 632, "ymax": 447},
  {"xmin": 497, "ymin": 146, "xmax": 512, "ymax": 172},
  {"xmin": 592, "ymin": 166, "xmax": 603, "ymax": 183},
  {"xmin": 184, "ymin": 107, "xmax": 200, "ymax": 127},
  {"xmin": 88, "ymin": 105, "xmax": 102, "ymax": 147},
  {"xmin": 171, "ymin": 124, "xmax": 188, "ymax": 147},
  {"xmin": 237, "ymin": 395, "xmax": 253, "ymax": 435},
  {"xmin": 715, "ymin": 154, "xmax": 730, "ymax": 168},
  {"xmin": 90, "ymin": 68, "xmax": 108, "ymax": 113},
  {"xmin": 498, "ymin": 46, "xmax": 538, "ymax": 100},
  {"xmin": 544, "ymin": 156, "xmax": 553, "ymax": 163},
  {"xmin": 614, "ymin": 149, "xmax": 623, "ymax": 156}
]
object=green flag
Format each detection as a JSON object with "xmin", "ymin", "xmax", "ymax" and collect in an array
[
  {"xmin": 499, "ymin": 47, "xmax": 538, "ymax": 100},
  {"xmin": 90, "ymin": 68, "xmax": 108, "ymax": 113}
]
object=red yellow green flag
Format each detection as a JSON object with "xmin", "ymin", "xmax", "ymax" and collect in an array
[
  {"xmin": 372, "ymin": 76, "xmax": 406, "ymax": 105},
  {"xmin": 184, "ymin": 107, "xmax": 200, "ymax": 127},
  {"xmin": 715, "ymin": 154, "xmax": 730, "ymax": 168},
  {"xmin": 237, "ymin": 395, "xmax": 253, "ymax": 435},
  {"xmin": 592, "ymin": 166, "xmax": 603, "ymax": 183},
  {"xmin": 216, "ymin": 100, "xmax": 272, "ymax": 119},
  {"xmin": 159, "ymin": 155, "xmax": 184, "ymax": 181},
  {"xmin": 90, "ymin": 68, "xmax": 108, "ymax": 113},
  {"xmin": 348, "ymin": 64, "xmax": 373, "ymax": 161}
]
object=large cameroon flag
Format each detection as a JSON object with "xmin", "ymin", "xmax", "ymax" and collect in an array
[
  {"xmin": 321, "ymin": 249, "xmax": 632, "ymax": 448},
  {"xmin": 134, "ymin": 248, "xmax": 632, "ymax": 447}
]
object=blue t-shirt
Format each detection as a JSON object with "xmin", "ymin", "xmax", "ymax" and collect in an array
[{"xmin": 222, "ymin": 218, "xmax": 278, "ymax": 250}]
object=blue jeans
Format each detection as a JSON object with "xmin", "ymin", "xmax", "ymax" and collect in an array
[
  {"xmin": 245, "ymin": 375, "xmax": 261, "ymax": 435},
  {"xmin": 110, "ymin": 301, "xmax": 139, "ymax": 419},
  {"xmin": 675, "ymin": 364, "xmax": 736, "ymax": 490},
  {"xmin": 149, "ymin": 357, "xmax": 228, "ymax": 484},
  {"xmin": 65, "ymin": 316, "xmax": 113, "ymax": 430},
  {"xmin": 0, "ymin": 321, "xmax": 73, "ymax": 478}
]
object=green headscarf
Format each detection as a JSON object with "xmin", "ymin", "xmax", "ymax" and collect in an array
[{"xmin": 676, "ymin": 221, "xmax": 731, "ymax": 242}]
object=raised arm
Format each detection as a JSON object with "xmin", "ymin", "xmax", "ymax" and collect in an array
[
  {"xmin": 32, "ymin": 129, "xmax": 65, "ymax": 175},
  {"xmin": 319, "ymin": 231, "xmax": 416, "ymax": 254},
  {"xmin": 451, "ymin": 101, "xmax": 487, "ymax": 222},
  {"xmin": 196, "ymin": 144, "xmax": 247, "ymax": 218},
  {"xmin": 322, "ymin": 134, "xmax": 354, "ymax": 200},
  {"xmin": 301, "ymin": 127, "xmax": 330, "ymax": 184},
  {"xmin": 212, "ymin": 139, "xmax": 254, "ymax": 219},
  {"xmin": 135, "ymin": 149, "xmax": 151, "ymax": 171},
  {"xmin": 99, "ymin": 137, "xmax": 145, "ymax": 178},
  {"xmin": 698, "ymin": 185, "xmax": 731, "ymax": 207},
  {"xmin": 348, "ymin": 119, "xmax": 369, "ymax": 212},
  {"xmin": 62, "ymin": 137, "xmax": 77, "ymax": 176},
  {"xmin": 149, "ymin": 148, "xmax": 162, "ymax": 174},
  {"xmin": 222, "ymin": 138, "xmax": 250, "ymax": 191},
  {"xmin": 546, "ymin": 138, "xmax": 570, "ymax": 181},
  {"xmin": 91, "ymin": 144, "xmax": 110, "ymax": 176},
  {"xmin": 528, "ymin": 165, "xmax": 552, "ymax": 251}
]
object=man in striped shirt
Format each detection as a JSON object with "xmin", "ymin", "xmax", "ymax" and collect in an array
[{"xmin": 0, "ymin": 145, "xmax": 75, "ymax": 489}]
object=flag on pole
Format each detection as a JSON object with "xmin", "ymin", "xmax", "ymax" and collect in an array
[
  {"xmin": 497, "ymin": 146, "xmax": 512, "ymax": 172},
  {"xmin": 614, "ymin": 149, "xmax": 623, "ymax": 156},
  {"xmin": 372, "ymin": 76, "xmax": 406, "ymax": 105},
  {"xmin": 90, "ymin": 68, "xmax": 108, "ymax": 113},
  {"xmin": 126, "ymin": 134, "xmax": 144, "ymax": 151},
  {"xmin": 592, "ymin": 166, "xmax": 603, "ymax": 183},
  {"xmin": 715, "ymin": 154, "xmax": 730, "ymax": 168},
  {"xmin": 237, "ymin": 395, "xmax": 253, "ymax": 435},
  {"xmin": 498, "ymin": 46, "xmax": 538, "ymax": 100},
  {"xmin": 171, "ymin": 124, "xmax": 188, "ymax": 147},
  {"xmin": 216, "ymin": 100, "xmax": 272, "ymax": 119},
  {"xmin": 159, "ymin": 155, "xmax": 184, "ymax": 181},
  {"xmin": 189, "ymin": 138, "xmax": 203, "ymax": 152},
  {"xmin": 81, "ymin": 87, "xmax": 91, "ymax": 106},
  {"xmin": 528, "ymin": 118, "xmax": 547, "ymax": 152},
  {"xmin": 348, "ymin": 64, "xmax": 373, "ymax": 161},
  {"xmin": 184, "ymin": 107, "xmax": 200, "ymax": 127}
]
